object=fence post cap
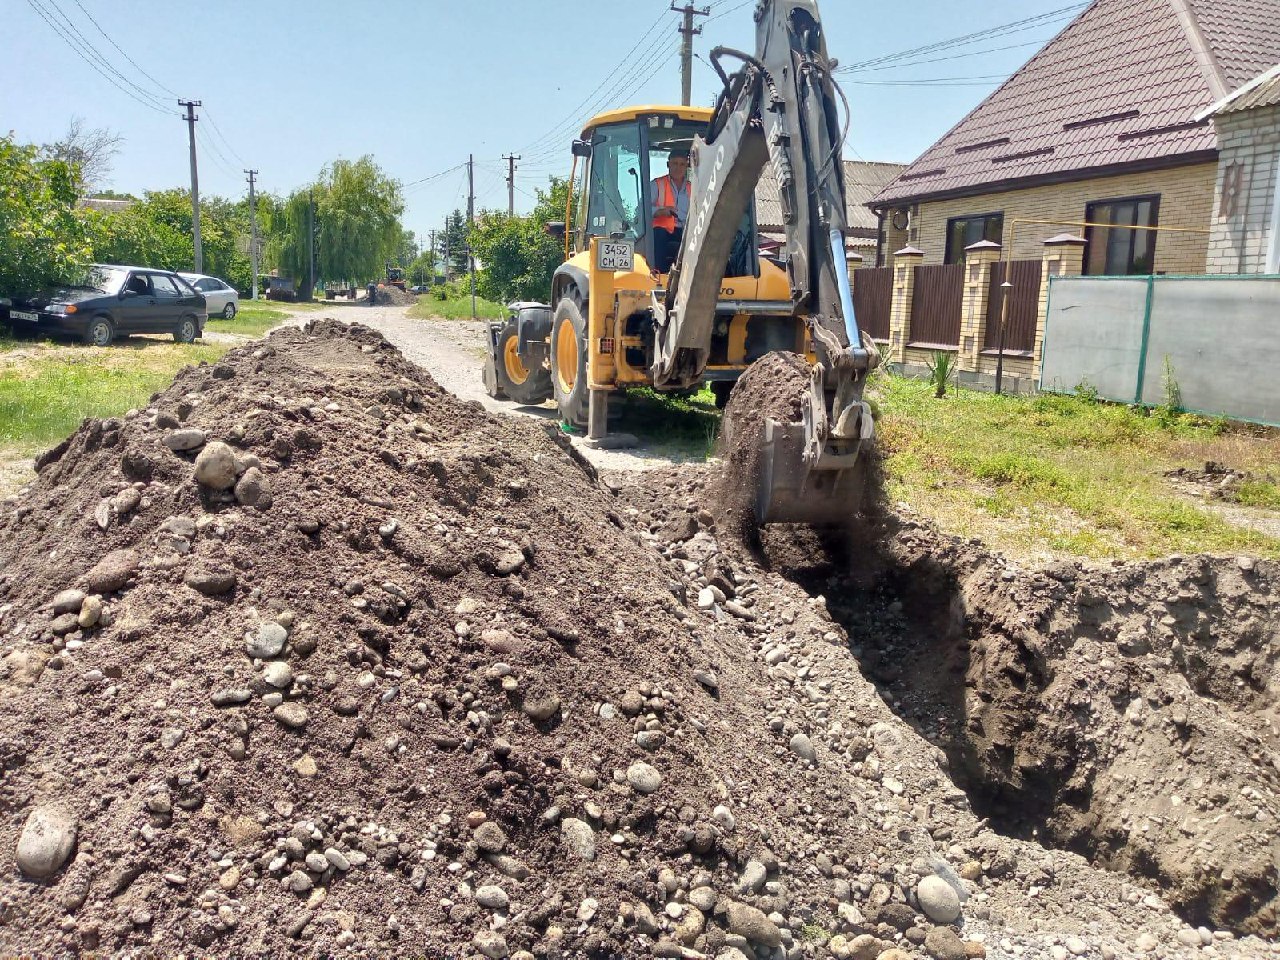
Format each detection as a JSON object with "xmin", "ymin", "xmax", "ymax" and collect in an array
[
  {"xmin": 1044, "ymin": 233, "xmax": 1087, "ymax": 247},
  {"xmin": 893, "ymin": 245, "xmax": 925, "ymax": 257},
  {"xmin": 964, "ymin": 240, "xmax": 1002, "ymax": 252}
]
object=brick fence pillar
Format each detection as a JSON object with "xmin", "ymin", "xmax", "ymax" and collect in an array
[
  {"xmin": 958, "ymin": 240, "xmax": 1001, "ymax": 373},
  {"xmin": 887, "ymin": 245, "xmax": 924, "ymax": 364},
  {"xmin": 1034, "ymin": 234, "xmax": 1087, "ymax": 380}
]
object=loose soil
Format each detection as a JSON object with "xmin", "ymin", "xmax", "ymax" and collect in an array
[{"xmin": 0, "ymin": 320, "xmax": 1275, "ymax": 958}]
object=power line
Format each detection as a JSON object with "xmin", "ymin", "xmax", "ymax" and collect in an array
[
  {"xmin": 518, "ymin": 4, "xmax": 671, "ymax": 156},
  {"xmin": 69, "ymin": 0, "xmax": 177, "ymax": 97},
  {"xmin": 849, "ymin": 38, "xmax": 1050, "ymax": 73},
  {"xmin": 837, "ymin": 3, "xmax": 1085, "ymax": 73},
  {"xmin": 23, "ymin": 0, "xmax": 169, "ymax": 114},
  {"xmin": 705, "ymin": 0, "xmax": 753, "ymax": 23},
  {"xmin": 34, "ymin": 0, "xmax": 170, "ymax": 109},
  {"xmin": 197, "ymin": 125, "xmax": 238, "ymax": 180},
  {"xmin": 202, "ymin": 108, "xmax": 247, "ymax": 166}
]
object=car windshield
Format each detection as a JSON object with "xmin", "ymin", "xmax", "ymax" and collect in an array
[{"xmin": 63, "ymin": 265, "xmax": 127, "ymax": 294}]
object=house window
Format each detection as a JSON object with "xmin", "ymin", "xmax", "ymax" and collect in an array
[
  {"xmin": 1085, "ymin": 195, "xmax": 1160, "ymax": 275},
  {"xmin": 945, "ymin": 213, "xmax": 1003, "ymax": 263}
]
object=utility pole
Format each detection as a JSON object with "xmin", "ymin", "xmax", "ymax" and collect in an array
[
  {"xmin": 179, "ymin": 99, "xmax": 203, "ymax": 271},
  {"xmin": 308, "ymin": 188, "xmax": 316, "ymax": 302},
  {"xmin": 670, "ymin": 3, "xmax": 710, "ymax": 106},
  {"xmin": 245, "ymin": 169, "xmax": 259, "ymax": 301},
  {"xmin": 429, "ymin": 229, "xmax": 437, "ymax": 285},
  {"xmin": 467, "ymin": 154, "xmax": 476, "ymax": 319},
  {"xmin": 502, "ymin": 153, "xmax": 520, "ymax": 217}
]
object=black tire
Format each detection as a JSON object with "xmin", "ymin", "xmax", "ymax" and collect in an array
[
  {"xmin": 550, "ymin": 295, "xmax": 589, "ymax": 427},
  {"xmin": 174, "ymin": 315, "xmax": 199, "ymax": 344},
  {"xmin": 222, "ymin": 302, "xmax": 237, "ymax": 319},
  {"xmin": 711, "ymin": 381, "xmax": 734, "ymax": 409},
  {"xmin": 82, "ymin": 315, "xmax": 114, "ymax": 347},
  {"xmin": 494, "ymin": 319, "xmax": 552, "ymax": 405}
]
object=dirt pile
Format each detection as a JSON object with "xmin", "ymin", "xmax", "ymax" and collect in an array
[
  {"xmin": 0, "ymin": 322, "xmax": 1276, "ymax": 958},
  {"xmin": 371, "ymin": 285, "xmax": 415, "ymax": 306}
]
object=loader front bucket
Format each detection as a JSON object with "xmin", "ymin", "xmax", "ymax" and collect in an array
[{"xmin": 755, "ymin": 408, "xmax": 874, "ymax": 525}]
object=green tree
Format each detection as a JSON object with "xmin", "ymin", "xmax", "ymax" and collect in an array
[
  {"xmin": 272, "ymin": 157, "xmax": 404, "ymax": 296},
  {"xmin": 440, "ymin": 209, "xmax": 469, "ymax": 279},
  {"xmin": 468, "ymin": 177, "xmax": 570, "ymax": 303},
  {"xmin": 0, "ymin": 135, "xmax": 91, "ymax": 296}
]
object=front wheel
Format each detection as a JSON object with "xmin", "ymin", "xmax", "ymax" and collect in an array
[
  {"xmin": 550, "ymin": 296, "xmax": 589, "ymax": 427},
  {"xmin": 495, "ymin": 319, "xmax": 552, "ymax": 405},
  {"xmin": 711, "ymin": 381, "xmax": 734, "ymax": 409},
  {"xmin": 222, "ymin": 302, "xmax": 237, "ymax": 319},
  {"xmin": 174, "ymin": 315, "xmax": 199, "ymax": 343},
  {"xmin": 83, "ymin": 316, "xmax": 114, "ymax": 347}
]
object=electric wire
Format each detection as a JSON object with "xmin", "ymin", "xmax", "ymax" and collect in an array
[
  {"xmin": 517, "ymin": 3, "xmax": 671, "ymax": 157},
  {"xmin": 35, "ymin": 0, "xmax": 171, "ymax": 110},
  {"xmin": 202, "ymin": 108, "xmax": 247, "ymax": 166},
  {"xmin": 23, "ymin": 0, "xmax": 169, "ymax": 114},
  {"xmin": 69, "ymin": 0, "xmax": 178, "ymax": 97}
]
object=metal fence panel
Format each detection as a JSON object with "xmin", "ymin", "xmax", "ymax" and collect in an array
[
  {"xmin": 1141, "ymin": 278, "xmax": 1280, "ymax": 424},
  {"xmin": 909, "ymin": 263, "xmax": 964, "ymax": 347},
  {"xmin": 984, "ymin": 260, "xmax": 1043, "ymax": 353},
  {"xmin": 852, "ymin": 267, "xmax": 892, "ymax": 341},
  {"xmin": 1040, "ymin": 277, "xmax": 1149, "ymax": 399}
]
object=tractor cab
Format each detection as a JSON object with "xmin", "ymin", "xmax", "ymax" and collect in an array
[{"xmin": 571, "ymin": 106, "xmax": 757, "ymax": 279}]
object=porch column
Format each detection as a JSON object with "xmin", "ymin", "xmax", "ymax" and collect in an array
[
  {"xmin": 1034, "ymin": 234, "xmax": 1086, "ymax": 380},
  {"xmin": 958, "ymin": 240, "xmax": 1001, "ymax": 373},
  {"xmin": 887, "ymin": 245, "xmax": 924, "ymax": 364}
]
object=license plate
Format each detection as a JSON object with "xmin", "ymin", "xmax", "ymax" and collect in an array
[
  {"xmin": 10, "ymin": 310, "xmax": 37, "ymax": 322},
  {"xmin": 597, "ymin": 240, "xmax": 634, "ymax": 272}
]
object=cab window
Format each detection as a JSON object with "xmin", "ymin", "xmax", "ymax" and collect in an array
[{"xmin": 583, "ymin": 122, "xmax": 643, "ymax": 243}]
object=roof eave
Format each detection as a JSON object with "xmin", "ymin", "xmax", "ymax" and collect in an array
[{"xmin": 866, "ymin": 150, "xmax": 1220, "ymax": 209}]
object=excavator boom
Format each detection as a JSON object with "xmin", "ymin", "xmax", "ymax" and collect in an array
[{"xmin": 652, "ymin": 0, "xmax": 878, "ymax": 524}]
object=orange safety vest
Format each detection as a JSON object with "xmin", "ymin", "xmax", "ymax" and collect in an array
[{"xmin": 652, "ymin": 175, "xmax": 689, "ymax": 232}]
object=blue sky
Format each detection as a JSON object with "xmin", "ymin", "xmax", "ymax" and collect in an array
[{"xmin": 3, "ymin": 0, "xmax": 1084, "ymax": 245}]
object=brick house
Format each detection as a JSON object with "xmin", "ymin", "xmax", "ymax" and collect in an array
[
  {"xmin": 1203, "ymin": 65, "xmax": 1280, "ymax": 273},
  {"xmin": 870, "ymin": 0, "xmax": 1280, "ymax": 276}
]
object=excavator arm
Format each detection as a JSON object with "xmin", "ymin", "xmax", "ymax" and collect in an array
[{"xmin": 651, "ymin": 0, "xmax": 878, "ymax": 524}]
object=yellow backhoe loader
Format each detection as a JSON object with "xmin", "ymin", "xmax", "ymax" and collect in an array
[{"xmin": 483, "ymin": 0, "xmax": 876, "ymax": 524}]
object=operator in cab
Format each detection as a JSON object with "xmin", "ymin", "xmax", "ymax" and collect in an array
[{"xmin": 651, "ymin": 147, "xmax": 691, "ymax": 274}]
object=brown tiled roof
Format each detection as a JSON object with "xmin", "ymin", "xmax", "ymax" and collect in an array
[
  {"xmin": 757, "ymin": 160, "xmax": 906, "ymax": 235},
  {"xmin": 1212, "ymin": 64, "xmax": 1280, "ymax": 113},
  {"xmin": 872, "ymin": 0, "xmax": 1280, "ymax": 206}
]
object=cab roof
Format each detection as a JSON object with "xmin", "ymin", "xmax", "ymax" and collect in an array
[{"xmin": 581, "ymin": 104, "xmax": 713, "ymax": 137}]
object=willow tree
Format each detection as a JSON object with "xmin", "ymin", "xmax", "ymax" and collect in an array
[{"xmin": 273, "ymin": 156, "xmax": 404, "ymax": 296}]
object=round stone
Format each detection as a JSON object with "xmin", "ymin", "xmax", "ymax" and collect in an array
[
  {"xmin": 193, "ymin": 441, "xmax": 238, "ymax": 490},
  {"xmin": 917, "ymin": 875, "xmax": 962, "ymax": 924},
  {"xmin": 475, "ymin": 884, "xmax": 510, "ymax": 910},
  {"xmin": 263, "ymin": 661, "xmax": 294, "ymax": 688},
  {"xmin": 246, "ymin": 622, "xmax": 288, "ymax": 659},
  {"xmin": 16, "ymin": 806, "xmax": 77, "ymax": 879},
  {"xmin": 626, "ymin": 762, "xmax": 662, "ymax": 794}
]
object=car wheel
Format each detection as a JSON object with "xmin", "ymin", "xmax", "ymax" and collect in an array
[
  {"xmin": 83, "ymin": 316, "xmax": 114, "ymax": 347},
  {"xmin": 222, "ymin": 302, "xmax": 237, "ymax": 320},
  {"xmin": 174, "ymin": 316, "xmax": 198, "ymax": 344}
]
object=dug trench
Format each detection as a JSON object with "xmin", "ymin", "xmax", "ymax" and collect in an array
[
  {"xmin": 0, "ymin": 322, "xmax": 1275, "ymax": 958},
  {"xmin": 755, "ymin": 525, "xmax": 1280, "ymax": 938},
  {"xmin": 630, "ymin": 352, "xmax": 1280, "ymax": 945}
]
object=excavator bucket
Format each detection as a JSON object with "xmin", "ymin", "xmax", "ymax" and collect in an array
[{"xmin": 755, "ymin": 404, "xmax": 875, "ymax": 525}]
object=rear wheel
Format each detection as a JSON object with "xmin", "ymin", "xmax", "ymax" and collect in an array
[
  {"xmin": 495, "ymin": 319, "xmax": 552, "ymax": 405},
  {"xmin": 551, "ymin": 295, "xmax": 589, "ymax": 427},
  {"xmin": 222, "ymin": 302, "xmax": 237, "ymax": 319},
  {"xmin": 83, "ymin": 316, "xmax": 114, "ymax": 347},
  {"xmin": 174, "ymin": 315, "xmax": 198, "ymax": 343}
]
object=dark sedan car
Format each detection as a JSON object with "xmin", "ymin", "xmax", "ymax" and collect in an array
[{"xmin": 3, "ymin": 264, "xmax": 207, "ymax": 346}]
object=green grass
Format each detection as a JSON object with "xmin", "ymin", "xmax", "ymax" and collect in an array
[
  {"xmin": 0, "ymin": 343, "xmax": 227, "ymax": 450},
  {"xmin": 614, "ymin": 385, "xmax": 721, "ymax": 458},
  {"xmin": 408, "ymin": 292, "xmax": 506, "ymax": 321},
  {"xmin": 873, "ymin": 372, "xmax": 1280, "ymax": 559},
  {"xmin": 1235, "ymin": 479, "xmax": 1280, "ymax": 510},
  {"xmin": 207, "ymin": 302, "xmax": 295, "ymax": 337}
]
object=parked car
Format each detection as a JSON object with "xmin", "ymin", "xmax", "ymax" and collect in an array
[
  {"xmin": 180, "ymin": 272, "xmax": 239, "ymax": 319},
  {"xmin": 3, "ymin": 264, "xmax": 206, "ymax": 346}
]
